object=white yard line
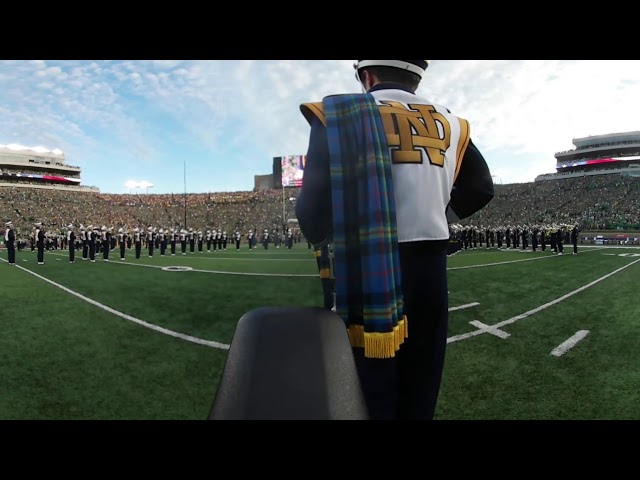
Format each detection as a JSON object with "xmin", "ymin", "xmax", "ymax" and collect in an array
[
  {"xmin": 35, "ymin": 244, "xmax": 612, "ymax": 277},
  {"xmin": 43, "ymin": 252, "xmax": 318, "ymax": 277},
  {"xmin": 447, "ymin": 258, "xmax": 640, "ymax": 344},
  {"xmin": 449, "ymin": 302, "xmax": 480, "ymax": 312},
  {"xmin": 176, "ymin": 255, "xmax": 314, "ymax": 261},
  {"xmin": 111, "ymin": 251, "xmax": 316, "ymax": 261},
  {"xmin": 447, "ymin": 247, "xmax": 606, "ymax": 271},
  {"xmin": 551, "ymin": 330, "xmax": 590, "ymax": 357},
  {"xmin": 8, "ymin": 248, "xmax": 637, "ymax": 350},
  {"xmin": 1, "ymin": 258, "xmax": 230, "ymax": 350},
  {"xmin": 45, "ymin": 246, "xmax": 607, "ymax": 276}
]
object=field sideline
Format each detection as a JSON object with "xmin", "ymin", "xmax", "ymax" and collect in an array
[{"xmin": 1, "ymin": 243, "xmax": 639, "ymax": 420}]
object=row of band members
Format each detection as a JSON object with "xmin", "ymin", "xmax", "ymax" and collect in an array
[
  {"xmin": 10, "ymin": 223, "xmax": 584, "ymax": 254},
  {"xmin": 12, "ymin": 222, "xmax": 589, "ymax": 255},
  {"xmin": 448, "ymin": 224, "xmax": 580, "ymax": 254},
  {"xmin": 20, "ymin": 225, "xmax": 308, "ymax": 261}
]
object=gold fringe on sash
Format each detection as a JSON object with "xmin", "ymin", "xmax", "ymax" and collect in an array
[{"xmin": 347, "ymin": 315, "xmax": 408, "ymax": 359}]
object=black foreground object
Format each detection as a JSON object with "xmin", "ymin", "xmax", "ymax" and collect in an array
[{"xmin": 208, "ymin": 307, "xmax": 369, "ymax": 420}]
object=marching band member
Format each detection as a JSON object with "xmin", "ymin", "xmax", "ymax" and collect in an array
[
  {"xmin": 119, "ymin": 227, "xmax": 127, "ymax": 261},
  {"xmin": 571, "ymin": 224, "xmax": 580, "ymax": 254},
  {"xmin": 159, "ymin": 228, "xmax": 167, "ymax": 256},
  {"xmin": 5, "ymin": 221, "xmax": 16, "ymax": 265},
  {"xmin": 67, "ymin": 224, "xmax": 75, "ymax": 263},
  {"xmin": 148, "ymin": 226, "xmax": 155, "ymax": 257},
  {"xmin": 133, "ymin": 227, "xmax": 141, "ymax": 259},
  {"xmin": 35, "ymin": 222, "xmax": 46, "ymax": 265},
  {"xmin": 180, "ymin": 228, "xmax": 187, "ymax": 255},
  {"xmin": 206, "ymin": 230, "xmax": 213, "ymax": 252},
  {"xmin": 101, "ymin": 226, "xmax": 110, "ymax": 261},
  {"xmin": 170, "ymin": 228, "xmax": 177, "ymax": 256},
  {"xmin": 216, "ymin": 228, "xmax": 222, "ymax": 251}
]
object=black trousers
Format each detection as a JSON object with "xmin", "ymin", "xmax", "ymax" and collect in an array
[
  {"xmin": 37, "ymin": 245, "xmax": 45, "ymax": 263},
  {"xmin": 315, "ymin": 245, "xmax": 334, "ymax": 310},
  {"xmin": 69, "ymin": 245, "xmax": 75, "ymax": 262},
  {"xmin": 353, "ymin": 243, "xmax": 448, "ymax": 420},
  {"xmin": 7, "ymin": 244, "xmax": 16, "ymax": 263}
]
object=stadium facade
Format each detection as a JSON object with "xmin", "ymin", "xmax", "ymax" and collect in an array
[
  {"xmin": 536, "ymin": 131, "xmax": 640, "ymax": 182},
  {"xmin": 0, "ymin": 143, "xmax": 98, "ymax": 192}
]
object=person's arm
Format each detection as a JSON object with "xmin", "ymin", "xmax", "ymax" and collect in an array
[
  {"xmin": 446, "ymin": 139, "xmax": 494, "ymax": 222},
  {"xmin": 295, "ymin": 116, "xmax": 332, "ymax": 246}
]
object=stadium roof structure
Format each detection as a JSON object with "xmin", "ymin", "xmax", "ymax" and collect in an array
[
  {"xmin": 536, "ymin": 131, "xmax": 640, "ymax": 182},
  {"xmin": 555, "ymin": 131, "xmax": 640, "ymax": 160},
  {"xmin": 0, "ymin": 143, "xmax": 64, "ymax": 158},
  {"xmin": 0, "ymin": 142, "xmax": 97, "ymax": 191}
]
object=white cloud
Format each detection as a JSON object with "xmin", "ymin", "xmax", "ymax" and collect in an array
[
  {"xmin": 1, "ymin": 59, "xmax": 638, "ymax": 191},
  {"xmin": 125, "ymin": 180, "xmax": 154, "ymax": 189},
  {"xmin": 424, "ymin": 60, "xmax": 640, "ymax": 164}
]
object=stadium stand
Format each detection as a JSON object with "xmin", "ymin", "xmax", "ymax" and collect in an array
[{"xmin": 2, "ymin": 174, "xmax": 638, "ymax": 244}]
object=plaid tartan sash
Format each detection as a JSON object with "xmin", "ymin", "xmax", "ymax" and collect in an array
[{"xmin": 323, "ymin": 93, "xmax": 407, "ymax": 359}]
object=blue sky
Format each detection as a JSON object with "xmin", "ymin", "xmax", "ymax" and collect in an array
[{"xmin": 1, "ymin": 60, "xmax": 638, "ymax": 193}]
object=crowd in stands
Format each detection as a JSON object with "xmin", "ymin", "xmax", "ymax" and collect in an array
[
  {"xmin": 466, "ymin": 175, "xmax": 640, "ymax": 230},
  {"xmin": 1, "ymin": 175, "xmax": 639, "ymax": 241},
  {"xmin": 0, "ymin": 186, "xmax": 300, "ymax": 241}
]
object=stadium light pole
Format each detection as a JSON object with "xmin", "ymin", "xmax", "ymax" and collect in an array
[{"xmin": 183, "ymin": 160, "xmax": 187, "ymax": 229}]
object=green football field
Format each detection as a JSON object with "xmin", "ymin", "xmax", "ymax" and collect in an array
[{"xmin": 1, "ymin": 242, "xmax": 638, "ymax": 420}]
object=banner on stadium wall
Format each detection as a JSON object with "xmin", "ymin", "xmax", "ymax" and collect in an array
[{"xmin": 0, "ymin": 172, "xmax": 80, "ymax": 183}]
